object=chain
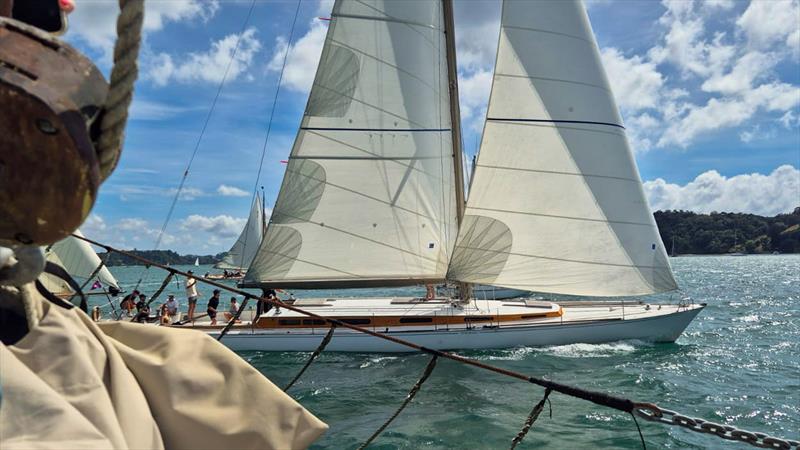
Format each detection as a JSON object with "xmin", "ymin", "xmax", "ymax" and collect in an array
[{"xmin": 634, "ymin": 403, "xmax": 800, "ymax": 449}]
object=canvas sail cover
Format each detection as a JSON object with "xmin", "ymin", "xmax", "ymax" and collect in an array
[
  {"xmin": 447, "ymin": 0, "xmax": 677, "ymax": 296},
  {"xmin": 216, "ymin": 197, "xmax": 264, "ymax": 270},
  {"xmin": 41, "ymin": 229, "xmax": 119, "ymax": 294},
  {"xmin": 244, "ymin": 0, "xmax": 458, "ymax": 288}
]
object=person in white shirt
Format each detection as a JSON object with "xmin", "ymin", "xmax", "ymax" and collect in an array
[
  {"xmin": 185, "ymin": 271, "xmax": 199, "ymax": 322},
  {"xmin": 165, "ymin": 294, "xmax": 179, "ymax": 322}
]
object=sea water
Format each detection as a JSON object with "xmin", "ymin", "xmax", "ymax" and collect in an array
[{"xmin": 106, "ymin": 255, "xmax": 799, "ymax": 449}]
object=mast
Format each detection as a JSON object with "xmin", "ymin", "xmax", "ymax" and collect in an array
[{"xmin": 442, "ymin": 0, "xmax": 471, "ymax": 300}]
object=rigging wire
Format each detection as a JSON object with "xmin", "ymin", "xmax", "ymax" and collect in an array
[
  {"xmin": 134, "ymin": 0, "xmax": 258, "ymax": 288},
  {"xmin": 239, "ymin": 0, "xmax": 304, "ymax": 268}
]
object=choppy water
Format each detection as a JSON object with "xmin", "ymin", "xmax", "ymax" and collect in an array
[{"xmin": 107, "ymin": 255, "xmax": 799, "ymax": 449}]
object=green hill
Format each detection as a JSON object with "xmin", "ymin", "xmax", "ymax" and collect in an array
[{"xmin": 654, "ymin": 207, "xmax": 800, "ymax": 255}]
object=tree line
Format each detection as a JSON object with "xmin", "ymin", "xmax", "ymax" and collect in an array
[
  {"xmin": 654, "ymin": 207, "xmax": 800, "ymax": 255},
  {"xmin": 98, "ymin": 207, "xmax": 800, "ymax": 265}
]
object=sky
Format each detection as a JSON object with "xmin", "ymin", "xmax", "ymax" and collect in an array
[{"xmin": 63, "ymin": 0, "xmax": 800, "ymax": 254}]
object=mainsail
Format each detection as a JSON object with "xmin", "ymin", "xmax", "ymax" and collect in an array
[
  {"xmin": 216, "ymin": 197, "xmax": 264, "ymax": 270},
  {"xmin": 447, "ymin": 0, "xmax": 677, "ymax": 296},
  {"xmin": 41, "ymin": 229, "xmax": 120, "ymax": 294},
  {"xmin": 244, "ymin": 0, "xmax": 459, "ymax": 289}
]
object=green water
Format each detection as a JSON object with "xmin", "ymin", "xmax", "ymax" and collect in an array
[{"xmin": 107, "ymin": 255, "xmax": 799, "ymax": 449}]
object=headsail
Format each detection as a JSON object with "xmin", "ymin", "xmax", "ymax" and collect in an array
[
  {"xmin": 216, "ymin": 196, "xmax": 264, "ymax": 270},
  {"xmin": 447, "ymin": 0, "xmax": 677, "ymax": 296},
  {"xmin": 41, "ymin": 229, "xmax": 120, "ymax": 294},
  {"xmin": 244, "ymin": 0, "xmax": 459, "ymax": 289}
]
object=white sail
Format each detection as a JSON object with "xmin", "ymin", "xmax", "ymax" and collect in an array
[
  {"xmin": 447, "ymin": 0, "xmax": 677, "ymax": 296},
  {"xmin": 41, "ymin": 229, "xmax": 120, "ymax": 294},
  {"xmin": 194, "ymin": 258, "xmax": 200, "ymax": 266},
  {"xmin": 216, "ymin": 197, "xmax": 264, "ymax": 270},
  {"xmin": 245, "ymin": 0, "xmax": 458, "ymax": 289}
]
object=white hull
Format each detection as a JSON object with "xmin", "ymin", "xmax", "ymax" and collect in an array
[{"xmin": 200, "ymin": 299, "xmax": 705, "ymax": 353}]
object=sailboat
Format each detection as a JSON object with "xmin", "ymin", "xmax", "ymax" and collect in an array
[
  {"xmin": 190, "ymin": 0, "xmax": 704, "ymax": 352},
  {"xmin": 194, "ymin": 257, "xmax": 200, "ymax": 266},
  {"xmin": 208, "ymin": 194, "xmax": 266, "ymax": 280},
  {"xmin": 40, "ymin": 229, "xmax": 120, "ymax": 298}
]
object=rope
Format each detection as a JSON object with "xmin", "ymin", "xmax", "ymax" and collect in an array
[
  {"xmin": 283, "ymin": 325, "xmax": 336, "ymax": 392},
  {"xmin": 96, "ymin": 0, "xmax": 144, "ymax": 181},
  {"xmin": 510, "ymin": 388, "xmax": 552, "ymax": 450},
  {"xmin": 357, "ymin": 355, "xmax": 438, "ymax": 449},
  {"xmin": 71, "ymin": 234, "xmax": 799, "ymax": 449},
  {"xmin": 146, "ymin": 272, "xmax": 174, "ymax": 306}
]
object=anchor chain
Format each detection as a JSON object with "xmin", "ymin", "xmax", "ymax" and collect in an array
[{"xmin": 634, "ymin": 403, "xmax": 800, "ymax": 449}]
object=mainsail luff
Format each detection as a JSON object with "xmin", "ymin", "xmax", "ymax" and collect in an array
[
  {"xmin": 447, "ymin": 0, "xmax": 677, "ymax": 297},
  {"xmin": 243, "ymin": 0, "xmax": 458, "ymax": 289},
  {"xmin": 216, "ymin": 196, "xmax": 264, "ymax": 270}
]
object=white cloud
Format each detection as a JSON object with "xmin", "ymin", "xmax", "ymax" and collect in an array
[
  {"xmin": 82, "ymin": 214, "xmax": 107, "ymax": 235},
  {"xmin": 701, "ymin": 51, "xmax": 777, "ymax": 95},
  {"xmin": 644, "ymin": 165, "xmax": 800, "ymax": 216},
  {"xmin": 458, "ymin": 68, "xmax": 493, "ymax": 132},
  {"xmin": 181, "ymin": 214, "xmax": 245, "ymax": 238},
  {"xmin": 737, "ymin": 0, "xmax": 800, "ymax": 51},
  {"xmin": 117, "ymin": 218, "xmax": 149, "ymax": 231},
  {"xmin": 66, "ymin": 0, "xmax": 219, "ymax": 59},
  {"xmin": 129, "ymin": 99, "xmax": 191, "ymax": 121},
  {"xmin": 268, "ymin": 20, "xmax": 327, "ymax": 93},
  {"xmin": 601, "ymin": 48, "xmax": 665, "ymax": 113},
  {"xmin": 149, "ymin": 28, "xmax": 261, "ymax": 86},
  {"xmin": 217, "ymin": 185, "xmax": 249, "ymax": 197},
  {"xmin": 659, "ymin": 82, "xmax": 800, "ymax": 147}
]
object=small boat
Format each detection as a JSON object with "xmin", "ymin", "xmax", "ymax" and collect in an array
[
  {"xmin": 194, "ymin": 257, "xmax": 200, "ymax": 266},
  {"xmin": 192, "ymin": 0, "xmax": 703, "ymax": 351}
]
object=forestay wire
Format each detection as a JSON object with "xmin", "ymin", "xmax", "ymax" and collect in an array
[
  {"xmin": 133, "ymin": 0, "xmax": 258, "ymax": 289},
  {"xmin": 239, "ymin": 0, "xmax": 304, "ymax": 266},
  {"xmin": 74, "ymin": 234, "xmax": 800, "ymax": 450}
]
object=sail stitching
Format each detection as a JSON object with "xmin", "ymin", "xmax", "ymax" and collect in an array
[
  {"xmin": 487, "ymin": 117, "xmax": 624, "ymax": 129},
  {"xmin": 332, "ymin": 12, "xmax": 440, "ymax": 31},
  {"xmin": 300, "ymin": 130, "xmax": 448, "ymax": 181},
  {"xmin": 503, "ymin": 24, "xmax": 591, "ymax": 43},
  {"xmin": 475, "ymin": 164, "xmax": 640, "ymax": 183},
  {"xmin": 466, "ymin": 206, "xmax": 655, "ymax": 227},
  {"xmin": 452, "ymin": 244, "xmax": 670, "ymax": 270},
  {"xmin": 494, "ymin": 72, "xmax": 612, "ymax": 93}
]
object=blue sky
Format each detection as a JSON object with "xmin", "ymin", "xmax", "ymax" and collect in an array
[{"xmin": 64, "ymin": 0, "xmax": 800, "ymax": 253}]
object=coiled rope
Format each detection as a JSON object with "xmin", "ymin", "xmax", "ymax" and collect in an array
[{"xmin": 73, "ymin": 234, "xmax": 800, "ymax": 450}]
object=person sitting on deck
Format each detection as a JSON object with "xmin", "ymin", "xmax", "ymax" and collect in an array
[
  {"xmin": 425, "ymin": 284, "xmax": 435, "ymax": 300},
  {"xmin": 207, "ymin": 289, "xmax": 221, "ymax": 326},
  {"xmin": 224, "ymin": 297, "xmax": 241, "ymax": 323},
  {"xmin": 165, "ymin": 294, "xmax": 179, "ymax": 322},
  {"xmin": 185, "ymin": 270, "xmax": 199, "ymax": 322},
  {"xmin": 159, "ymin": 304, "xmax": 171, "ymax": 325},
  {"xmin": 134, "ymin": 294, "xmax": 150, "ymax": 323},
  {"xmin": 120, "ymin": 290, "xmax": 138, "ymax": 316}
]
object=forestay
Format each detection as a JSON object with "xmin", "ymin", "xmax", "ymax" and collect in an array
[
  {"xmin": 216, "ymin": 197, "xmax": 264, "ymax": 271},
  {"xmin": 41, "ymin": 229, "xmax": 120, "ymax": 294},
  {"xmin": 447, "ymin": 0, "xmax": 677, "ymax": 296},
  {"xmin": 244, "ymin": 0, "xmax": 458, "ymax": 289}
]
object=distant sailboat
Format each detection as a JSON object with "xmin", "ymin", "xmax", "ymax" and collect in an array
[
  {"xmin": 41, "ymin": 229, "xmax": 120, "ymax": 297},
  {"xmin": 208, "ymin": 194, "xmax": 266, "ymax": 279},
  {"xmin": 194, "ymin": 257, "xmax": 200, "ymax": 266},
  {"xmin": 193, "ymin": 0, "xmax": 703, "ymax": 352}
]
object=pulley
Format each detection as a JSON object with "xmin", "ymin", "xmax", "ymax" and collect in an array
[{"xmin": 0, "ymin": 17, "xmax": 108, "ymax": 246}]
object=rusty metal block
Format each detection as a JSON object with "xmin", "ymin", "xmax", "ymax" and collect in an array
[{"xmin": 0, "ymin": 17, "xmax": 107, "ymax": 246}]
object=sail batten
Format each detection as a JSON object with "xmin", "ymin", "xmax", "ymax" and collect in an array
[
  {"xmin": 244, "ymin": 0, "xmax": 458, "ymax": 289},
  {"xmin": 447, "ymin": 0, "xmax": 677, "ymax": 297}
]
